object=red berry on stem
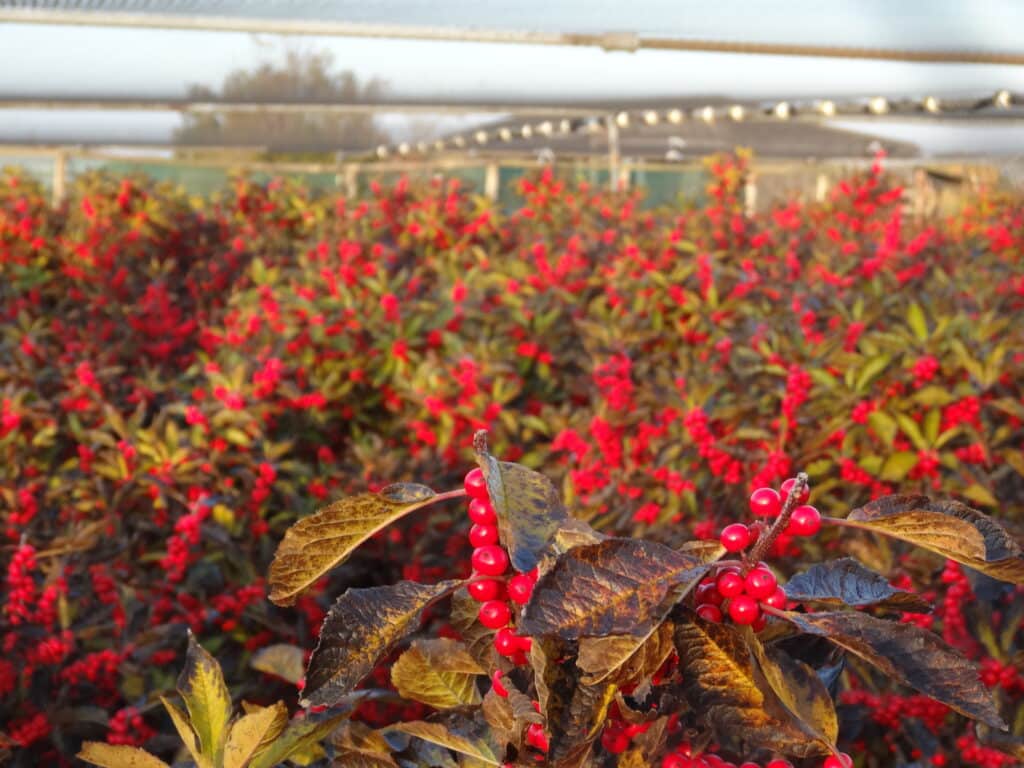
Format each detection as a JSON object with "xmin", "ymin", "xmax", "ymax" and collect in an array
[
  {"xmin": 744, "ymin": 567, "xmax": 778, "ymax": 600},
  {"xmin": 752, "ymin": 612, "xmax": 768, "ymax": 632},
  {"xmin": 720, "ymin": 523, "xmax": 752, "ymax": 552},
  {"xmin": 494, "ymin": 627, "xmax": 519, "ymax": 656},
  {"xmin": 511, "ymin": 650, "xmax": 529, "ymax": 666},
  {"xmin": 507, "ymin": 573, "xmax": 535, "ymax": 604},
  {"xmin": 491, "ymin": 669, "xmax": 508, "ymax": 697},
  {"xmin": 478, "ymin": 600, "xmax": 511, "ymax": 629},
  {"xmin": 464, "ymin": 467, "xmax": 489, "ymax": 499},
  {"xmin": 472, "ymin": 545, "xmax": 509, "ymax": 576},
  {"xmin": 695, "ymin": 582, "xmax": 724, "ymax": 606},
  {"xmin": 823, "ymin": 754, "xmax": 853, "ymax": 768},
  {"xmin": 728, "ymin": 595, "xmax": 761, "ymax": 625},
  {"xmin": 469, "ymin": 523, "xmax": 500, "ymax": 547},
  {"xmin": 787, "ymin": 504, "xmax": 821, "ymax": 537},
  {"xmin": 467, "ymin": 497, "xmax": 497, "ymax": 525},
  {"xmin": 662, "ymin": 757, "xmax": 688, "ymax": 768},
  {"xmin": 780, "ymin": 476, "xmax": 810, "ymax": 504},
  {"xmin": 467, "ymin": 578, "xmax": 503, "ymax": 602},
  {"xmin": 515, "ymin": 634, "xmax": 533, "ymax": 653},
  {"xmin": 749, "ymin": 487, "xmax": 782, "ymax": 517},
  {"xmin": 601, "ymin": 730, "xmax": 630, "ymax": 754},
  {"xmin": 696, "ymin": 603, "xmax": 723, "ymax": 623},
  {"xmin": 766, "ymin": 760, "xmax": 795, "ymax": 768},
  {"xmin": 762, "ymin": 586, "xmax": 787, "ymax": 610},
  {"xmin": 716, "ymin": 571, "xmax": 745, "ymax": 598},
  {"xmin": 526, "ymin": 723, "xmax": 549, "ymax": 752}
]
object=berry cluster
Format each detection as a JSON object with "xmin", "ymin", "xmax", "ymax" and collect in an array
[{"xmin": 661, "ymin": 747, "xmax": 853, "ymax": 768}]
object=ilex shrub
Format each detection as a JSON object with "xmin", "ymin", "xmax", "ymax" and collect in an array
[{"xmin": 262, "ymin": 430, "xmax": 1022, "ymax": 767}]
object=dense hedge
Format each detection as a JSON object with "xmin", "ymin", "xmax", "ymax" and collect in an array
[{"xmin": 1, "ymin": 154, "xmax": 1022, "ymax": 766}]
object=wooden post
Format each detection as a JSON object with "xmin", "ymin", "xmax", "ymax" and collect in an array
[
  {"xmin": 343, "ymin": 163, "xmax": 358, "ymax": 198},
  {"xmin": 484, "ymin": 162, "xmax": 499, "ymax": 200},
  {"xmin": 606, "ymin": 115, "xmax": 620, "ymax": 192},
  {"xmin": 52, "ymin": 148, "xmax": 67, "ymax": 207}
]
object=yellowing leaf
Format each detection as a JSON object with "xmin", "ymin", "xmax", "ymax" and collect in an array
[
  {"xmin": 331, "ymin": 722, "xmax": 399, "ymax": 767},
  {"xmin": 178, "ymin": 632, "xmax": 233, "ymax": 766},
  {"xmin": 391, "ymin": 639, "xmax": 485, "ymax": 709},
  {"xmin": 269, "ymin": 484, "xmax": 439, "ymax": 605},
  {"xmin": 880, "ymin": 451, "xmax": 918, "ymax": 482},
  {"xmin": 577, "ymin": 620, "xmax": 676, "ymax": 686},
  {"xmin": 250, "ymin": 644, "xmax": 305, "ymax": 684},
  {"xmin": 77, "ymin": 743, "xmax": 170, "ymax": 768},
  {"xmin": 907, "ymin": 302, "xmax": 929, "ymax": 341},
  {"xmin": 962, "ymin": 483, "xmax": 998, "ymax": 508},
  {"xmin": 247, "ymin": 713, "xmax": 350, "ymax": 768},
  {"xmin": 160, "ymin": 696, "xmax": 210, "ymax": 768},
  {"xmin": 390, "ymin": 719, "xmax": 502, "ymax": 765},
  {"xmin": 855, "ymin": 354, "xmax": 891, "ymax": 393},
  {"xmin": 867, "ymin": 411, "xmax": 898, "ymax": 447},
  {"xmin": 223, "ymin": 701, "xmax": 288, "ymax": 768}
]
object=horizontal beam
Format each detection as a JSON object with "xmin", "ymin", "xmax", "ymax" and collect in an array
[{"xmin": 2, "ymin": 8, "xmax": 1023, "ymax": 65}]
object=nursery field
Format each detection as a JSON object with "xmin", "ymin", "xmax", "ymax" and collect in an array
[{"xmin": 1, "ymin": 153, "xmax": 1024, "ymax": 768}]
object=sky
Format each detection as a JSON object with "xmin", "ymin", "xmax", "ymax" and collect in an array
[{"xmin": 0, "ymin": 0, "xmax": 1023, "ymax": 154}]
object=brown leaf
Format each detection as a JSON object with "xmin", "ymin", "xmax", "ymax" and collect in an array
[
  {"xmin": 250, "ymin": 644, "xmax": 306, "ymax": 684},
  {"xmin": 521, "ymin": 538, "xmax": 709, "ymax": 640},
  {"xmin": 673, "ymin": 611, "xmax": 833, "ymax": 758},
  {"xmin": 303, "ymin": 579, "xmax": 463, "ymax": 708},
  {"xmin": 449, "ymin": 588, "xmax": 499, "ymax": 670},
  {"xmin": 843, "ymin": 495, "xmax": 1024, "ymax": 583},
  {"xmin": 780, "ymin": 610, "xmax": 1007, "ymax": 729},
  {"xmin": 248, "ymin": 713, "xmax": 350, "ymax": 768},
  {"xmin": 269, "ymin": 485, "xmax": 440, "ymax": 605},
  {"xmin": 783, "ymin": 558, "xmax": 931, "ymax": 613},
  {"xmin": 77, "ymin": 743, "xmax": 170, "ymax": 768},
  {"xmin": 391, "ymin": 639, "xmax": 485, "ymax": 709},
  {"xmin": 389, "ymin": 717, "xmax": 502, "ymax": 765},
  {"xmin": 577, "ymin": 620, "xmax": 676, "ymax": 686},
  {"xmin": 331, "ymin": 722, "xmax": 399, "ymax": 768},
  {"xmin": 475, "ymin": 445, "xmax": 569, "ymax": 573}
]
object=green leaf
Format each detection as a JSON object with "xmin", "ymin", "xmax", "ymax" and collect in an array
[
  {"xmin": 247, "ymin": 713, "xmax": 350, "ymax": 768},
  {"xmin": 855, "ymin": 354, "xmax": 892, "ymax": 393},
  {"xmin": 895, "ymin": 413, "xmax": 930, "ymax": 451},
  {"xmin": 961, "ymin": 483, "xmax": 998, "ymax": 508},
  {"xmin": 913, "ymin": 386, "xmax": 956, "ymax": 407},
  {"xmin": 177, "ymin": 632, "xmax": 232, "ymax": 766},
  {"xmin": 867, "ymin": 411, "xmax": 898, "ymax": 447},
  {"xmin": 390, "ymin": 639, "xmax": 485, "ymax": 709},
  {"xmin": 783, "ymin": 558, "xmax": 931, "ymax": 612},
  {"xmin": 880, "ymin": 451, "xmax": 918, "ymax": 482},
  {"xmin": 779, "ymin": 610, "xmax": 1006, "ymax": 730},
  {"xmin": 303, "ymin": 579, "xmax": 464, "ymax": 708},
  {"xmin": 269, "ymin": 483, "xmax": 440, "ymax": 605},
  {"xmin": 77, "ymin": 743, "xmax": 170, "ymax": 768},
  {"xmin": 160, "ymin": 697, "xmax": 209, "ymax": 768},
  {"xmin": 907, "ymin": 303, "xmax": 929, "ymax": 341}
]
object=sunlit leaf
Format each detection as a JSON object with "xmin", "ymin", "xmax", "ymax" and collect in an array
[
  {"xmin": 160, "ymin": 697, "xmax": 208, "ymax": 768},
  {"xmin": 250, "ymin": 644, "xmax": 305, "ymax": 684},
  {"xmin": 780, "ymin": 610, "xmax": 1006, "ymax": 729},
  {"xmin": 449, "ymin": 589, "xmax": 498, "ymax": 670},
  {"xmin": 577, "ymin": 620, "xmax": 676, "ymax": 685},
  {"xmin": 178, "ymin": 632, "xmax": 232, "ymax": 766},
  {"xmin": 223, "ymin": 701, "xmax": 288, "ymax": 768},
  {"xmin": 332, "ymin": 722, "xmax": 399, "ymax": 768},
  {"xmin": 521, "ymin": 538, "xmax": 710, "ymax": 640},
  {"xmin": 303, "ymin": 579, "xmax": 463, "ymax": 708},
  {"xmin": 783, "ymin": 558, "xmax": 931, "ymax": 613},
  {"xmin": 389, "ymin": 717, "xmax": 502, "ymax": 765},
  {"xmin": 841, "ymin": 495, "xmax": 1024, "ymax": 583},
  {"xmin": 907, "ymin": 302, "xmax": 929, "ymax": 341},
  {"xmin": 247, "ymin": 712, "xmax": 350, "ymax": 768},
  {"xmin": 391, "ymin": 638, "xmax": 485, "ymax": 709},
  {"xmin": 77, "ymin": 743, "xmax": 170, "ymax": 768},
  {"xmin": 268, "ymin": 484, "xmax": 440, "ymax": 605}
]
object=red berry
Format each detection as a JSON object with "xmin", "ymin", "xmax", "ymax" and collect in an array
[
  {"xmin": 467, "ymin": 578, "xmax": 503, "ymax": 602},
  {"xmin": 624, "ymin": 722, "xmax": 650, "ymax": 738},
  {"xmin": 472, "ymin": 545, "xmax": 509, "ymax": 576},
  {"xmin": 601, "ymin": 730, "xmax": 630, "ymax": 754},
  {"xmin": 741, "ymin": 763, "xmax": 762, "ymax": 768},
  {"xmin": 515, "ymin": 634, "xmax": 533, "ymax": 653},
  {"xmin": 491, "ymin": 670, "xmax": 508, "ymax": 697},
  {"xmin": 696, "ymin": 603, "xmax": 723, "ymax": 623},
  {"xmin": 766, "ymin": 760, "xmax": 795, "ymax": 768},
  {"xmin": 716, "ymin": 571, "xmax": 745, "ymax": 598},
  {"xmin": 511, "ymin": 650, "xmax": 529, "ymax": 666},
  {"xmin": 761, "ymin": 586, "xmax": 787, "ymax": 610},
  {"xmin": 720, "ymin": 523, "xmax": 752, "ymax": 552},
  {"xmin": 752, "ymin": 612, "xmax": 768, "ymax": 632},
  {"xmin": 662, "ymin": 756, "xmax": 688, "ymax": 768},
  {"xmin": 469, "ymin": 523, "xmax": 500, "ymax": 547},
  {"xmin": 780, "ymin": 477, "xmax": 810, "ymax": 504},
  {"xmin": 823, "ymin": 754, "xmax": 853, "ymax": 768},
  {"xmin": 728, "ymin": 595, "xmax": 761, "ymax": 625},
  {"xmin": 526, "ymin": 723, "xmax": 549, "ymax": 752},
  {"xmin": 478, "ymin": 600, "xmax": 511, "ymax": 629},
  {"xmin": 744, "ymin": 567, "xmax": 778, "ymax": 600},
  {"xmin": 695, "ymin": 582, "xmax": 724, "ymax": 606},
  {"xmin": 467, "ymin": 497, "xmax": 497, "ymax": 525},
  {"xmin": 507, "ymin": 573, "xmax": 535, "ymax": 604},
  {"xmin": 494, "ymin": 627, "xmax": 519, "ymax": 656},
  {"xmin": 749, "ymin": 487, "xmax": 782, "ymax": 517},
  {"xmin": 464, "ymin": 467, "xmax": 489, "ymax": 499},
  {"xmin": 787, "ymin": 505, "xmax": 821, "ymax": 537}
]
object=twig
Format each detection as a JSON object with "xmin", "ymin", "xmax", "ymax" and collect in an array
[{"xmin": 745, "ymin": 472, "xmax": 808, "ymax": 569}]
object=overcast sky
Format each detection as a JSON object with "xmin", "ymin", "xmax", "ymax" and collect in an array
[{"xmin": 0, "ymin": 0, "xmax": 1023, "ymax": 153}]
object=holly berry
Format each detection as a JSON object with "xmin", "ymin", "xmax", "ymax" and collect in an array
[
  {"xmin": 823, "ymin": 754, "xmax": 853, "ymax": 768},
  {"xmin": 716, "ymin": 571, "xmax": 745, "ymax": 598},
  {"xmin": 661, "ymin": 756, "xmax": 688, "ymax": 768},
  {"xmin": 744, "ymin": 567, "xmax": 778, "ymax": 600},
  {"xmin": 787, "ymin": 504, "xmax": 821, "ymax": 537},
  {"xmin": 491, "ymin": 670, "xmax": 508, "ymax": 698},
  {"xmin": 761, "ymin": 586, "xmax": 787, "ymax": 610},
  {"xmin": 695, "ymin": 581, "xmax": 724, "ymax": 606},
  {"xmin": 696, "ymin": 603, "xmax": 723, "ymax": 623},
  {"xmin": 507, "ymin": 573, "xmax": 536, "ymax": 605},
  {"xmin": 464, "ymin": 467, "xmax": 489, "ymax": 499},
  {"xmin": 780, "ymin": 476, "xmax": 810, "ymax": 504},
  {"xmin": 515, "ymin": 634, "xmax": 533, "ymax": 653},
  {"xmin": 749, "ymin": 487, "xmax": 782, "ymax": 517},
  {"xmin": 469, "ymin": 523, "xmax": 500, "ymax": 547},
  {"xmin": 478, "ymin": 600, "xmax": 511, "ymax": 629},
  {"xmin": 467, "ymin": 578, "xmax": 503, "ymax": 602},
  {"xmin": 720, "ymin": 523, "xmax": 752, "ymax": 552},
  {"xmin": 600, "ymin": 729, "xmax": 630, "ymax": 754},
  {"xmin": 525, "ymin": 723, "xmax": 549, "ymax": 752},
  {"xmin": 467, "ymin": 497, "xmax": 497, "ymax": 525},
  {"xmin": 472, "ymin": 545, "xmax": 509, "ymax": 576},
  {"xmin": 494, "ymin": 627, "xmax": 519, "ymax": 656},
  {"xmin": 752, "ymin": 612, "xmax": 768, "ymax": 632},
  {"xmin": 728, "ymin": 595, "xmax": 761, "ymax": 625},
  {"xmin": 766, "ymin": 760, "xmax": 795, "ymax": 768}
]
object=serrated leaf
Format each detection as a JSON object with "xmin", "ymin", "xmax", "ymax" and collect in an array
[
  {"xmin": 475, "ymin": 442, "xmax": 570, "ymax": 573},
  {"xmin": 303, "ymin": 579, "xmax": 463, "ymax": 708},
  {"xmin": 842, "ymin": 495, "xmax": 1024, "ymax": 583},
  {"xmin": 250, "ymin": 644, "xmax": 305, "ymax": 684},
  {"xmin": 907, "ymin": 303, "xmax": 929, "ymax": 341},
  {"xmin": 389, "ymin": 718, "xmax": 501, "ymax": 765},
  {"xmin": 521, "ymin": 538, "xmax": 710, "ymax": 640},
  {"xmin": 391, "ymin": 639, "xmax": 484, "ymax": 709},
  {"xmin": 672, "ymin": 611, "xmax": 833, "ymax": 757},
  {"xmin": 77, "ymin": 743, "xmax": 170, "ymax": 768},
  {"xmin": 160, "ymin": 697, "xmax": 209, "ymax": 768},
  {"xmin": 783, "ymin": 558, "xmax": 931, "ymax": 612},
  {"xmin": 178, "ymin": 632, "xmax": 232, "ymax": 766},
  {"xmin": 332, "ymin": 722, "xmax": 399, "ymax": 768},
  {"xmin": 880, "ymin": 451, "xmax": 919, "ymax": 482},
  {"xmin": 779, "ymin": 610, "xmax": 1006, "ymax": 729},
  {"xmin": 577, "ymin": 620, "xmax": 676, "ymax": 686},
  {"xmin": 247, "ymin": 712, "xmax": 350, "ymax": 768},
  {"xmin": 268, "ymin": 484, "xmax": 439, "ymax": 605},
  {"xmin": 223, "ymin": 701, "xmax": 288, "ymax": 768}
]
